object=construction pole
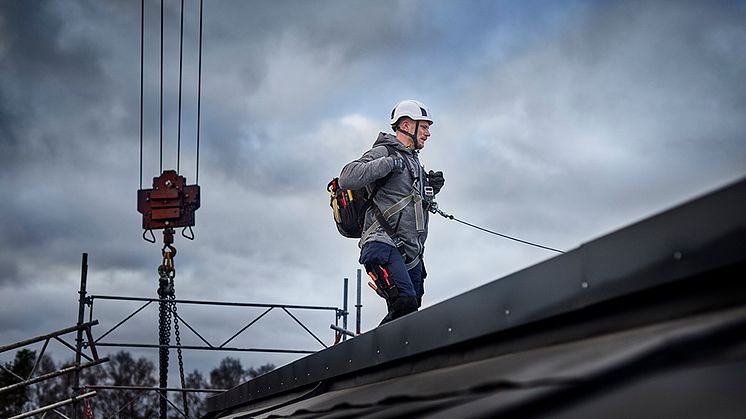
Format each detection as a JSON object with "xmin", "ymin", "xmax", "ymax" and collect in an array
[
  {"xmin": 342, "ymin": 278, "xmax": 349, "ymax": 342},
  {"xmin": 356, "ymin": 269, "xmax": 362, "ymax": 335},
  {"xmin": 73, "ymin": 252, "xmax": 88, "ymax": 419}
]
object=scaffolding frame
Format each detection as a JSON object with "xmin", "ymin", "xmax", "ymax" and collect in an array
[
  {"xmin": 73, "ymin": 253, "xmax": 358, "ymax": 418},
  {"xmin": 87, "ymin": 295, "xmax": 343, "ymax": 354},
  {"xmin": 1, "ymin": 253, "xmax": 362, "ymax": 419},
  {"xmin": 0, "ymin": 318, "xmax": 106, "ymax": 418}
]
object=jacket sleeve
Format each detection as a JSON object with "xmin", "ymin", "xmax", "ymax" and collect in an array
[{"xmin": 338, "ymin": 145, "xmax": 393, "ymax": 190}]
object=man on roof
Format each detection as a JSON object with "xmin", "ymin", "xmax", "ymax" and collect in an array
[{"xmin": 339, "ymin": 100, "xmax": 445, "ymax": 325}]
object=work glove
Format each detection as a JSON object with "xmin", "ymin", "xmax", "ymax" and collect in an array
[
  {"xmin": 389, "ymin": 156, "xmax": 405, "ymax": 174},
  {"xmin": 427, "ymin": 170, "xmax": 445, "ymax": 195}
]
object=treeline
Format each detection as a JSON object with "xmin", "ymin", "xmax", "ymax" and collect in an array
[{"xmin": 0, "ymin": 349, "xmax": 274, "ymax": 418}]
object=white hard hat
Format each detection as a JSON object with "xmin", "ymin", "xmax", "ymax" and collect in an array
[{"xmin": 390, "ymin": 100, "xmax": 434, "ymax": 128}]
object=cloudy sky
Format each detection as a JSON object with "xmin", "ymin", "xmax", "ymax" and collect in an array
[{"xmin": 1, "ymin": 0, "xmax": 745, "ymax": 381}]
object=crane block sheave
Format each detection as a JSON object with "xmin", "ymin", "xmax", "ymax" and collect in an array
[{"xmin": 138, "ymin": 170, "xmax": 200, "ymax": 232}]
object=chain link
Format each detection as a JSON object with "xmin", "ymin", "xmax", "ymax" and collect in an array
[
  {"xmin": 157, "ymin": 261, "xmax": 173, "ymax": 419},
  {"xmin": 156, "ymin": 246, "xmax": 190, "ymax": 418},
  {"xmin": 170, "ymin": 285, "xmax": 189, "ymax": 418}
]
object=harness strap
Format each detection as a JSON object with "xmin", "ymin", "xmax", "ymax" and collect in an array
[
  {"xmin": 405, "ymin": 255, "xmax": 420, "ymax": 271},
  {"xmin": 363, "ymin": 191, "xmax": 415, "ymax": 245},
  {"xmin": 413, "ymin": 192, "xmax": 425, "ymax": 232},
  {"xmin": 361, "ymin": 217, "xmax": 382, "ymax": 244},
  {"xmin": 373, "ymin": 205, "xmax": 405, "ymax": 250},
  {"xmin": 383, "ymin": 194, "xmax": 414, "ymax": 219}
]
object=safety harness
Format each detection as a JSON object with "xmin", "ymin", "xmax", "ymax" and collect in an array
[{"xmin": 362, "ymin": 180, "xmax": 426, "ymax": 271}]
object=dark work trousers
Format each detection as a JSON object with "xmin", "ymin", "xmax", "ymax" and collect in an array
[{"xmin": 359, "ymin": 241, "xmax": 426, "ymax": 325}]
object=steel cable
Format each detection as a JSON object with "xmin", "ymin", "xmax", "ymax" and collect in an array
[
  {"xmin": 176, "ymin": 0, "xmax": 184, "ymax": 174},
  {"xmin": 432, "ymin": 206, "xmax": 565, "ymax": 254},
  {"xmin": 195, "ymin": 0, "xmax": 203, "ymax": 185},
  {"xmin": 159, "ymin": 0, "xmax": 164, "ymax": 173},
  {"xmin": 139, "ymin": 0, "xmax": 144, "ymax": 189}
]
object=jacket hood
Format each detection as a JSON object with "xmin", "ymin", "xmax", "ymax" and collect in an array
[{"xmin": 373, "ymin": 132, "xmax": 412, "ymax": 153}]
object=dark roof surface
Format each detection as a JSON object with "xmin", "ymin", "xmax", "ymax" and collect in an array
[
  {"xmin": 205, "ymin": 177, "xmax": 746, "ymax": 418},
  {"xmin": 232, "ymin": 307, "xmax": 746, "ymax": 419}
]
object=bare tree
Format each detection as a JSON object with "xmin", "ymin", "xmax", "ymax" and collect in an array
[
  {"xmin": 30, "ymin": 354, "xmax": 75, "ymax": 417},
  {"xmin": 209, "ymin": 357, "xmax": 244, "ymax": 390},
  {"xmin": 2, "ymin": 351, "xmax": 277, "ymax": 418},
  {"xmin": 82, "ymin": 351, "xmax": 159, "ymax": 418},
  {"xmin": 0, "ymin": 349, "xmax": 36, "ymax": 416},
  {"xmin": 167, "ymin": 369, "xmax": 210, "ymax": 419}
]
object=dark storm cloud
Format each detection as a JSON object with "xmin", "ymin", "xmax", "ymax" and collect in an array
[
  {"xmin": 194, "ymin": 0, "xmax": 529, "ymax": 197},
  {"xmin": 0, "ymin": 2, "xmax": 94, "ymax": 283},
  {"xmin": 203, "ymin": 0, "xmax": 434, "ymax": 59},
  {"xmin": 191, "ymin": 0, "xmax": 596, "ymax": 204},
  {"xmin": 0, "ymin": 1, "xmax": 109, "ymax": 166},
  {"xmin": 0, "ymin": 1, "xmax": 147, "ymax": 286},
  {"xmin": 194, "ymin": 0, "xmax": 442, "ymax": 193}
]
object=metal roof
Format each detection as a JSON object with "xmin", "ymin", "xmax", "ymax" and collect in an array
[{"xmin": 205, "ymin": 176, "xmax": 746, "ymax": 418}]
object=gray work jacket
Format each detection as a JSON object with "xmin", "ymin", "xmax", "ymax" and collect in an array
[{"xmin": 339, "ymin": 132, "xmax": 430, "ymax": 267}]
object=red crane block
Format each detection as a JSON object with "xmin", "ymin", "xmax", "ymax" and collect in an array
[{"xmin": 137, "ymin": 170, "xmax": 200, "ymax": 230}]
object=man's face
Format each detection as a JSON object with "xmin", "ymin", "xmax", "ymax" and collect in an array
[{"xmin": 402, "ymin": 119, "xmax": 431, "ymax": 150}]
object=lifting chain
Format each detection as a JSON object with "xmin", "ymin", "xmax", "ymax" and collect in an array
[
  {"xmin": 157, "ymin": 237, "xmax": 190, "ymax": 418},
  {"xmin": 172, "ymin": 291, "xmax": 189, "ymax": 418}
]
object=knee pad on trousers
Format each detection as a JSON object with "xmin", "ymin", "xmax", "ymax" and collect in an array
[{"xmin": 390, "ymin": 296, "xmax": 418, "ymax": 320}]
